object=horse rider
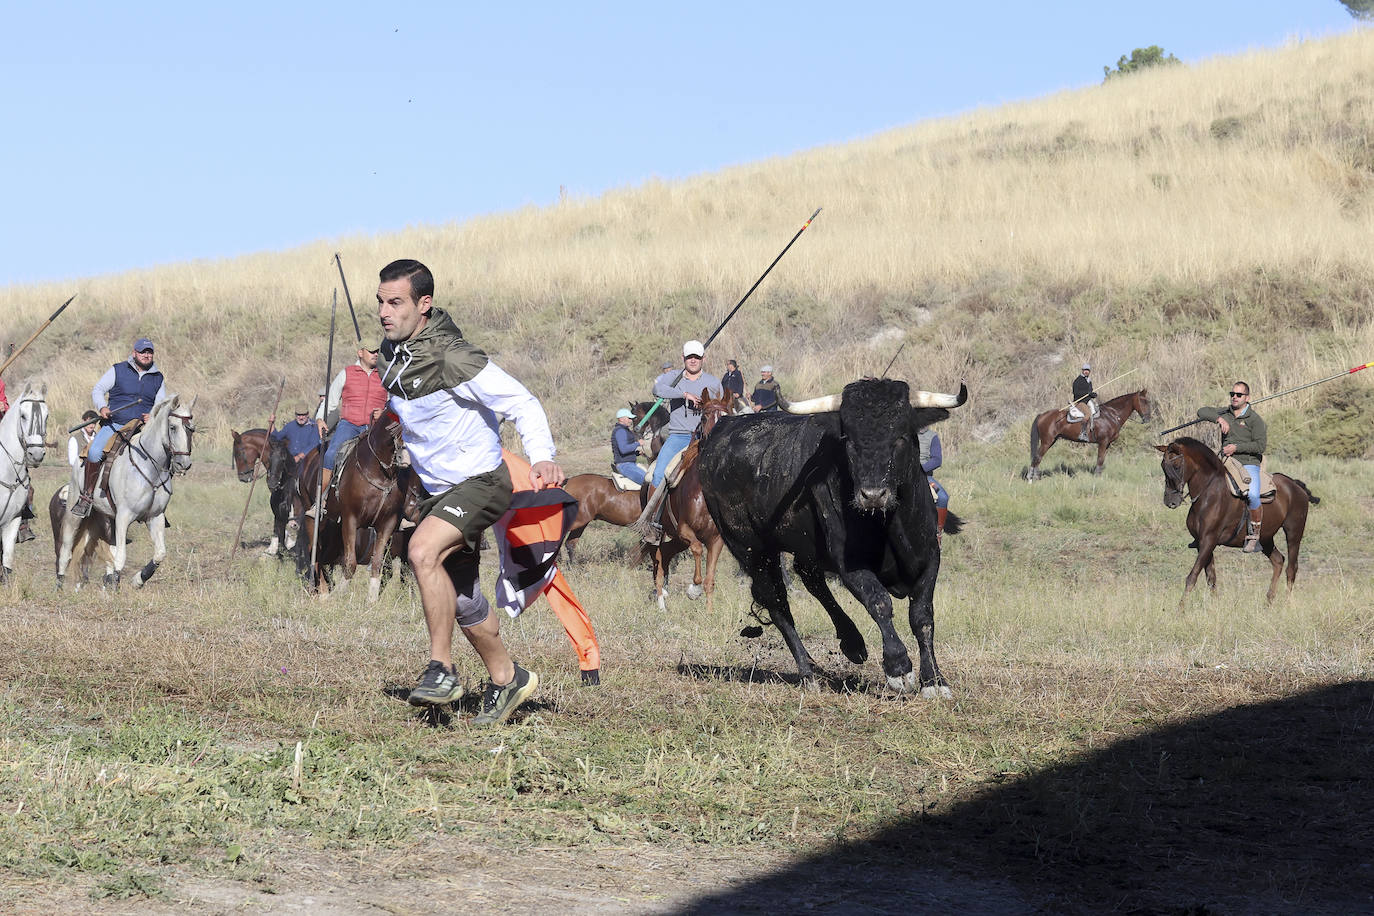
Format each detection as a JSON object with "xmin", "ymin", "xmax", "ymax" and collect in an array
[
  {"xmin": 645, "ymin": 340, "xmax": 721, "ymax": 537},
  {"xmin": 611, "ymin": 408, "xmax": 647, "ymax": 486},
  {"xmin": 67, "ymin": 410, "xmax": 99, "ymax": 470},
  {"xmin": 751, "ymin": 364, "xmax": 782, "ymax": 411},
  {"xmin": 272, "ymin": 407, "xmax": 321, "ymax": 465},
  {"xmin": 1068, "ymin": 362, "xmax": 1099, "ymax": 441},
  {"xmin": 1197, "ymin": 381, "xmax": 1267, "ymax": 553},
  {"xmin": 377, "ymin": 258, "xmax": 562, "ymax": 724},
  {"xmin": 306, "ymin": 343, "xmax": 388, "ymax": 517},
  {"xmin": 721, "ymin": 359, "xmax": 744, "ymax": 400},
  {"xmin": 71, "ymin": 336, "xmax": 167, "ymax": 518},
  {"xmin": 918, "ymin": 423, "xmax": 951, "ymax": 544}
]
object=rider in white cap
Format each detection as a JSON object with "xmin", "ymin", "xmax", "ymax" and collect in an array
[
  {"xmin": 1068, "ymin": 361, "xmax": 1099, "ymax": 441},
  {"xmin": 648, "ymin": 339, "xmax": 720, "ymax": 493}
]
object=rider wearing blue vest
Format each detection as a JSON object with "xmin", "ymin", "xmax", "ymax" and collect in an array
[{"xmin": 71, "ymin": 337, "xmax": 168, "ymax": 518}]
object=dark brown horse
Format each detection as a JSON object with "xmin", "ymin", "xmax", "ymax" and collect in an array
[
  {"xmin": 231, "ymin": 428, "xmax": 270, "ymax": 483},
  {"xmin": 1155, "ymin": 437, "xmax": 1318, "ymax": 609},
  {"xmin": 294, "ymin": 416, "xmax": 405, "ymax": 601},
  {"xmin": 629, "ymin": 400, "xmax": 670, "ymax": 459},
  {"xmin": 1029, "ymin": 388, "xmax": 1153, "ymax": 480}
]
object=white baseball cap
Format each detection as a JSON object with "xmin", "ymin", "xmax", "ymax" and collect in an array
[
  {"xmin": 760, "ymin": 365, "xmax": 773, "ymax": 373},
  {"xmin": 683, "ymin": 340, "xmax": 705, "ymax": 358}
]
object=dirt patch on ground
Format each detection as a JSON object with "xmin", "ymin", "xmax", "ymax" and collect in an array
[{"xmin": 6, "ymin": 839, "xmax": 1033, "ymax": 915}]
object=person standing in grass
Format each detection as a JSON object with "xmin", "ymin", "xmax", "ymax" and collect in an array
[
  {"xmin": 376, "ymin": 258, "xmax": 563, "ymax": 725},
  {"xmin": 1197, "ymin": 381, "xmax": 1267, "ymax": 553},
  {"xmin": 751, "ymin": 365, "xmax": 782, "ymax": 411},
  {"xmin": 721, "ymin": 359, "xmax": 744, "ymax": 400}
]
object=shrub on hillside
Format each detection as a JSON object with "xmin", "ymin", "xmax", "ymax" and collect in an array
[{"xmin": 1104, "ymin": 46, "xmax": 1182, "ymax": 82}]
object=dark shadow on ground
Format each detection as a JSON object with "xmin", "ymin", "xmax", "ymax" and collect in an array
[{"xmin": 676, "ymin": 680, "xmax": 1374, "ymax": 915}]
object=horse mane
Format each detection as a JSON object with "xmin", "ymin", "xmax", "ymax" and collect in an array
[
  {"xmin": 1103, "ymin": 388, "xmax": 1146, "ymax": 408},
  {"xmin": 1171, "ymin": 436, "xmax": 1224, "ymax": 472}
]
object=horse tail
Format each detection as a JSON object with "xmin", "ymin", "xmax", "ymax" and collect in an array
[
  {"xmin": 1029, "ymin": 416, "xmax": 1041, "ymax": 466},
  {"xmin": 1290, "ymin": 478, "xmax": 1320, "ymax": 506},
  {"xmin": 942, "ymin": 510, "xmax": 965, "ymax": 537}
]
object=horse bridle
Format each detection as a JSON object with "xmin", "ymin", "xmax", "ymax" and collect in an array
[
  {"xmin": 123, "ymin": 408, "xmax": 196, "ymax": 494},
  {"xmin": 1160, "ymin": 447, "xmax": 1189, "ymax": 502},
  {"xmin": 0, "ymin": 397, "xmax": 47, "ymax": 492},
  {"xmin": 355, "ymin": 419, "xmax": 405, "ymax": 494}
]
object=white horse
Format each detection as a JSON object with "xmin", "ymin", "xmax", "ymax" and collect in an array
[
  {"xmin": 0, "ymin": 380, "xmax": 49, "ymax": 583},
  {"xmin": 56, "ymin": 394, "xmax": 195, "ymax": 589}
]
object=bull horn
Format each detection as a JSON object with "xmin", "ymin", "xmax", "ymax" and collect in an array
[
  {"xmin": 783, "ymin": 394, "xmax": 842, "ymax": 415},
  {"xmin": 912, "ymin": 382, "xmax": 968, "ymax": 409}
]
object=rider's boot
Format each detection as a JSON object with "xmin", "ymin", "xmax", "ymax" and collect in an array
[
  {"xmin": 305, "ymin": 467, "xmax": 333, "ymax": 519},
  {"xmin": 1077, "ymin": 415, "xmax": 1091, "ymax": 442},
  {"xmin": 1243, "ymin": 507, "xmax": 1263, "ymax": 553},
  {"xmin": 71, "ymin": 459, "xmax": 101, "ymax": 518},
  {"xmin": 936, "ymin": 507, "xmax": 947, "ymax": 545},
  {"xmin": 642, "ymin": 484, "xmax": 666, "ymax": 545}
]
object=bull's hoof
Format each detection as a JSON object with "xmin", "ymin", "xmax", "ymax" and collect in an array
[
  {"xmin": 920, "ymin": 684, "xmax": 953, "ymax": 700},
  {"xmin": 839, "ymin": 637, "xmax": 868, "ymax": 665},
  {"xmin": 885, "ymin": 670, "xmax": 919, "ymax": 693},
  {"xmin": 685, "ymin": 582, "xmax": 704, "ymax": 600}
]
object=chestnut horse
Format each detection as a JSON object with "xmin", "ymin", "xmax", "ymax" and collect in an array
[
  {"xmin": 294, "ymin": 416, "xmax": 405, "ymax": 601},
  {"xmin": 231, "ymin": 428, "xmax": 270, "ymax": 483},
  {"xmin": 629, "ymin": 400, "xmax": 670, "ymax": 459},
  {"xmin": 1155, "ymin": 437, "xmax": 1318, "ymax": 609},
  {"xmin": 641, "ymin": 388, "xmax": 738, "ymax": 612},
  {"xmin": 1028, "ymin": 388, "xmax": 1153, "ymax": 480},
  {"xmin": 561, "ymin": 474, "xmax": 646, "ymax": 561}
]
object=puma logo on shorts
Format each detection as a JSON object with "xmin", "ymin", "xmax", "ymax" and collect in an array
[{"xmin": 444, "ymin": 505, "xmax": 466, "ymax": 518}]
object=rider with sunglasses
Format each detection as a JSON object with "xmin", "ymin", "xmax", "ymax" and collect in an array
[{"xmin": 1197, "ymin": 382, "xmax": 1267, "ymax": 552}]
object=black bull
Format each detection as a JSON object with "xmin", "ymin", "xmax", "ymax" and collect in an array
[{"xmin": 699, "ymin": 378, "xmax": 967, "ymax": 694}]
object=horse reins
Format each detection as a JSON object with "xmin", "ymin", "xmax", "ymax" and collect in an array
[{"xmin": 0, "ymin": 397, "xmax": 47, "ymax": 493}]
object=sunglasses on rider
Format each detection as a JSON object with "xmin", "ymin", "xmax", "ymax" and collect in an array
[{"xmin": 1229, "ymin": 391, "xmax": 1247, "ymax": 398}]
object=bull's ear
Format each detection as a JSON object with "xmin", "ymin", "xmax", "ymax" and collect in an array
[{"xmin": 1153, "ymin": 444, "xmax": 1168, "ymax": 452}]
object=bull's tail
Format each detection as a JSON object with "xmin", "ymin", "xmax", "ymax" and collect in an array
[{"xmin": 942, "ymin": 510, "xmax": 965, "ymax": 537}]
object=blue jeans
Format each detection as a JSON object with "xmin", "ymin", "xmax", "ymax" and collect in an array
[
  {"xmin": 323, "ymin": 419, "xmax": 367, "ymax": 470},
  {"xmin": 614, "ymin": 461, "xmax": 647, "ymax": 485},
  {"xmin": 87, "ymin": 422, "xmax": 130, "ymax": 461},
  {"xmin": 930, "ymin": 478, "xmax": 949, "ymax": 509},
  {"xmin": 1244, "ymin": 464, "xmax": 1261, "ymax": 509},
  {"xmin": 651, "ymin": 433, "xmax": 692, "ymax": 487}
]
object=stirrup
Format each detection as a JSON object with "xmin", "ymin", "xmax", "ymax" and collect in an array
[{"xmin": 71, "ymin": 492, "xmax": 94, "ymax": 518}]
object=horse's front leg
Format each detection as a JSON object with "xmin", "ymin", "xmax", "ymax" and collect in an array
[
  {"xmin": 368, "ymin": 514, "xmax": 400, "ymax": 604},
  {"xmin": 684, "ymin": 534, "xmax": 706, "ymax": 601},
  {"xmin": 703, "ymin": 536, "xmax": 725, "ymax": 614},
  {"xmin": 1180, "ymin": 539, "xmax": 1218, "ymax": 610},
  {"xmin": 337, "ymin": 511, "xmax": 359, "ymax": 595},
  {"xmin": 0, "ymin": 516, "xmax": 18, "ymax": 583},
  {"xmin": 108, "ymin": 510, "xmax": 132, "ymax": 590},
  {"xmin": 1094, "ymin": 440, "xmax": 1108, "ymax": 476},
  {"xmin": 1263, "ymin": 543, "xmax": 1285, "ymax": 604},
  {"xmin": 135, "ymin": 514, "xmax": 167, "ymax": 588}
]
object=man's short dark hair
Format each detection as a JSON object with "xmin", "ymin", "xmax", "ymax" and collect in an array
[
  {"xmin": 727, "ymin": 360, "xmax": 738, "ymax": 369},
  {"xmin": 1235, "ymin": 380, "xmax": 1250, "ymax": 396},
  {"xmin": 379, "ymin": 259, "xmax": 435, "ymax": 302}
]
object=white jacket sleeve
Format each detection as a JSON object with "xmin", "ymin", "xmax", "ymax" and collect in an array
[{"xmin": 459, "ymin": 362, "xmax": 556, "ymax": 465}]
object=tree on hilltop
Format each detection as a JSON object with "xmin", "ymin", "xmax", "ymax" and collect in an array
[
  {"xmin": 1103, "ymin": 46, "xmax": 1182, "ymax": 82},
  {"xmin": 1336, "ymin": 0, "xmax": 1373, "ymax": 19}
]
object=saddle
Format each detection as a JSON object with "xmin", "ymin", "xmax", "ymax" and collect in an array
[
  {"xmin": 611, "ymin": 470, "xmax": 642, "ymax": 491},
  {"xmin": 90, "ymin": 418, "xmax": 147, "ymax": 506},
  {"xmin": 1222, "ymin": 456, "xmax": 1277, "ymax": 504},
  {"xmin": 645, "ymin": 449, "xmax": 688, "ymax": 490}
]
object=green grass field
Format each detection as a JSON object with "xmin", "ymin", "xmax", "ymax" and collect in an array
[{"xmin": 2, "ymin": 428, "xmax": 1370, "ymax": 912}]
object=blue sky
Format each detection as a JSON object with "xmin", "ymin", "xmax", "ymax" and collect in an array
[{"xmin": 2, "ymin": 2, "xmax": 1361, "ymax": 287}]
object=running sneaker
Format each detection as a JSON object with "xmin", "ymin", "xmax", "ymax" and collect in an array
[
  {"xmin": 408, "ymin": 660, "xmax": 465, "ymax": 707},
  {"xmin": 472, "ymin": 664, "xmax": 539, "ymax": 725}
]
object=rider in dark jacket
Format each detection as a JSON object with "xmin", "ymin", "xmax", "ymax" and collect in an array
[{"xmin": 72, "ymin": 337, "xmax": 168, "ymax": 518}]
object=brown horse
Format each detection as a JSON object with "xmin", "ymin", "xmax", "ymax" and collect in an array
[
  {"xmin": 1155, "ymin": 437, "xmax": 1318, "ymax": 609},
  {"xmin": 642, "ymin": 388, "xmax": 738, "ymax": 612},
  {"xmin": 561, "ymin": 474, "xmax": 646, "ymax": 561},
  {"xmin": 629, "ymin": 400, "xmax": 670, "ymax": 459},
  {"xmin": 1028, "ymin": 388, "xmax": 1153, "ymax": 480},
  {"xmin": 231, "ymin": 428, "xmax": 270, "ymax": 483},
  {"xmin": 294, "ymin": 417, "xmax": 405, "ymax": 601}
]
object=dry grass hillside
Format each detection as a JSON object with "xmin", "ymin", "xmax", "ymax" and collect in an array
[{"xmin": 3, "ymin": 29, "xmax": 1373, "ymax": 462}]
